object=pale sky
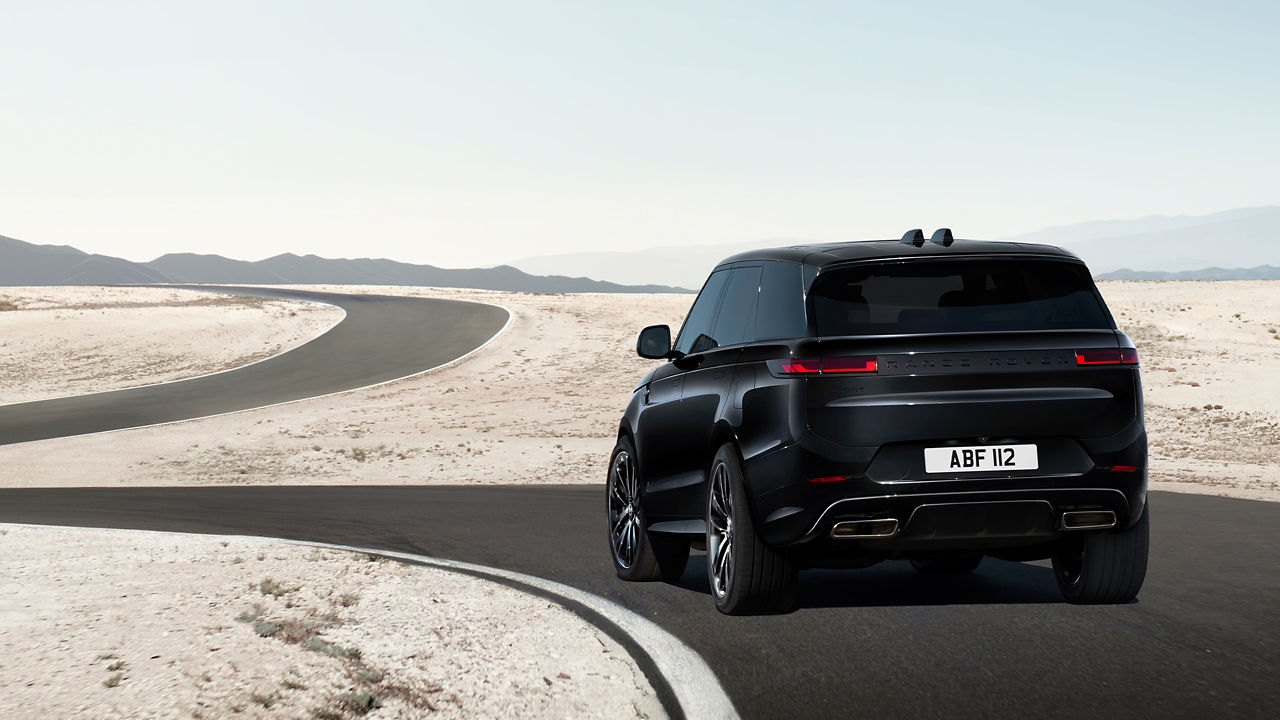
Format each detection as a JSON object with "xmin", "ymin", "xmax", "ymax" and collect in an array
[{"xmin": 2, "ymin": 1, "xmax": 1277, "ymax": 268}]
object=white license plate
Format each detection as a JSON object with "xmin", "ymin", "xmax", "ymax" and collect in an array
[{"xmin": 924, "ymin": 444, "xmax": 1039, "ymax": 473}]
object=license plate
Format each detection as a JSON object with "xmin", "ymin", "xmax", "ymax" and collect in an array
[{"xmin": 924, "ymin": 444, "xmax": 1039, "ymax": 473}]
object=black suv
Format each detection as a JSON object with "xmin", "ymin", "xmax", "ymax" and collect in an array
[{"xmin": 607, "ymin": 230, "xmax": 1148, "ymax": 614}]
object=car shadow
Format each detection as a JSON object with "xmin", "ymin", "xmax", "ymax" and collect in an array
[{"xmin": 674, "ymin": 554, "xmax": 1063, "ymax": 608}]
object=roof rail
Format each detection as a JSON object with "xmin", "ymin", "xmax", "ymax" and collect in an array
[
  {"xmin": 930, "ymin": 228, "xmax": 954, "ymax": 247},
  {"xmin": 900, "ymin": 229, "xmax": 925, "ymax": 247}
]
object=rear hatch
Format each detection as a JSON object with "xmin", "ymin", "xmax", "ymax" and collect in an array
[{"xmin": 793, "ymin": 256, "xmax": 1140, "ymax": 481}]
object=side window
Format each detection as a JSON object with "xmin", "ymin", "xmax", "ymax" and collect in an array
[
  {"xmin": 674, "ymin": 270, "xmax": 729, "ymax": 354},
  {"xmin": 756, "ymin": 261, "xmax": 807, "ymax": 341},
  {"xmin": 711, "ymin": 266, "xmax": 762, "ymax": 347}
]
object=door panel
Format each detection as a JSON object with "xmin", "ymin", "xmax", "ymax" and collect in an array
[
  {"xmin": 645, "ymin": 266, "xmax": 762, "ymax": 518},
  {"xmin": 644, "ymin": 349, "xmax": 738, "ymax": 517},
  {"xmin": 635, "ymin": 370, "xmax": 685, "ymax": 487},
  {"xmin": 636, "ymin": 268, "xmax": 728, "ymax": 500}
]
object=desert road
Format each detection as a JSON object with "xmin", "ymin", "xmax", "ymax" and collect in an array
[
  {"xmin": 2, "ymin": 487, "xmax": 1277, "ymax": 719},
  {"xmin": 0, "ymin": 286, "xmax": 509, "ymax": 445},
  {"xmin": 2, "ymin": 288, "xmax": 1278, "ymax": 719}
]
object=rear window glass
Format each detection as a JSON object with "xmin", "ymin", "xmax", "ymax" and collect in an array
[{"xmin": 809, "ymin": 259, "xmax": 1111, "ymax": 336}]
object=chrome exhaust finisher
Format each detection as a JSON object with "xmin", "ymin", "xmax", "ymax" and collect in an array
[
  {"xmin": 1060, "ymin": 510, "xmax": 1117, "ymax": 531},
  {"xmin": 830, "ymin": 518, "xmax": 899, "ymax": 539}
]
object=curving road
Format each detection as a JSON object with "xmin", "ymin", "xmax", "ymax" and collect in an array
[
  {"xmin": 1, "ymin": 287, "xmax": 1277, "ymax": 719},
  {"xmin": 2, "ymin": 487, "xmax": 1277, "ymax": 719},
  {"xmin": 0, "ymin": 287, "xmax": 509, "ymax": 445}
]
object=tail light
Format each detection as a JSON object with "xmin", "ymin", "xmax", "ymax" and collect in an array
[
  {"xmin": 768, "ymin": 357, "xmax": 878, "ymax": 375},
  {"xmin": 1075, "ymin": 348, "xmax": 1139, "ymax": 366},
  {"xmin": 822, "ymin": 357, "xmax": 878, "ymax": 373}
]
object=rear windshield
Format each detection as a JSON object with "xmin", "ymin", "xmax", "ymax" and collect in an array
[{"xmin": 809, "ymin": 258, "xmax": 1111, "ymax": 336}]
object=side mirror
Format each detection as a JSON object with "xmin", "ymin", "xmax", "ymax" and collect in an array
[{"xmin": 637, "ymin": 324, "xmax": 672, "ymax": 359}]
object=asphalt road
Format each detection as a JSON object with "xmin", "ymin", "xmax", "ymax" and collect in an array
[
  {"xmin": 0, "ymin": 286, "xmax": 509, "ymax": 445},
  {"xmin": 3, "ymin": 486, "xmax": 1276, "ymax": 719},
  {"xmin": 2, "ymin": 287, "xmax": 1277, "ymax": 718}
]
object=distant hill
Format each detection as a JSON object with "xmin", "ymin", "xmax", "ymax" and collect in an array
[
  {"xmin": 513, "ymin": 240, "xmax": 772, "ymax": 291},
  {"xmin": 999, "ymin": 206, "xmax": 1280, "ymax": 274},
  {"xmin": 1098, "ymin": 265, "xmax": 1280, "ymax": 281},
  {"xmin": 0, "ymin": 235, "xmax": 690, "ymax": 293},
  {"xmin": 0, "ymin": 235, "xmax": 171, "ymax": 285},
  {"xmin": 513, "ymin": 207, "xmax": 1280, "ymax": 287}
]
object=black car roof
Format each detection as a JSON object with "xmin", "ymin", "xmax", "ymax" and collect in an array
[{"xmin": 716, "ymin": 238, "xmax": 1082, "ymax": 269}]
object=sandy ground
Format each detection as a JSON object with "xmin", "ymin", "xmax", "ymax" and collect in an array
[
  {"xmin": 0, "ymin": 287, "xmax": 688, "ymax": 488},
  {"xmin": 1096, "ymin": 282, "xmax": 1280, "ymax": 501},
  {"xmin": 0, "ymin": 281, "xmax": 1275, "ymax": 501},
  {"xmin": 0, "ymin": 286, "xmax": 344, "ymax": 405},
  {"xmin": 0, "ymin": 524, "xmax": 662, "ymax": 720}
]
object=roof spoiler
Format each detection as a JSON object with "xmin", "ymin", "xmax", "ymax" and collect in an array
[{"xmin": 900, "ymin": 228, "xmax": 954, "ymax": 247}]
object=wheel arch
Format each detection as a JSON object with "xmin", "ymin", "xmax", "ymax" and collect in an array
[
  {"xmin": 708, "ymin": 420, "xmax": 742, "ymax": 473},
  {"xmin": 707, "ymin": 421, "xmax": 754, "ymax": 511},
  {"xmin": 617, "ymin": 418, "xmax": 635, "ymax": 445}
]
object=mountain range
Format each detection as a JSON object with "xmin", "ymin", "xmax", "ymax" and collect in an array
[
  {"xmin": 6, "ymin": 206, "xmax": 1277, "ymax": 291},
  {"xmin": 513, "ymin": 206, "xmax": 1280, "ymax": 287},
  {"xmin": 0, "ymin": 235, "xmax": 688, "ymax": 293},
  {"xmin": 1097, "ymin": 265, "xmax": 1280, "ymax": 281},
  {"xmin": 998, "ymin": 206, "xmax": 1280, "ymax": 274}
]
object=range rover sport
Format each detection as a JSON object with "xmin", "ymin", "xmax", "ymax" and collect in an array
[{"xmin": 606, "ymin": 229, "xmax": 1149, "ymax": 615}]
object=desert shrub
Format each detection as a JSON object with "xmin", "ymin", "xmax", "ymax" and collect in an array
[{"xmin": 341, "ymin": 692, "xmax": 383, "ymax": 714}]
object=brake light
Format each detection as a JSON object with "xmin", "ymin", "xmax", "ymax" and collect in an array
[
  {"xmin": 1110, "ymin": 465, "xmax": 1138, "ymax": 473},
  {"xmin": 822, "ymin": 357, "xmax": 878, "ymax": 373},
  {"xmin": 769, "ymin": 357, "xmax": 878, "ymax": 375},
  {"xmin": 807, "ymin": 475, "xmax": 848, "ymax": 484},
  {"xmin": 1075, "ymin": 348, "xmax": 1139, "ymax": 366}
]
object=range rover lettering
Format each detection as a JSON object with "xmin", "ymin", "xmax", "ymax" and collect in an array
[{"xmin": 606, "ymin": 229, "xmax": 1149, "ymax": 615}]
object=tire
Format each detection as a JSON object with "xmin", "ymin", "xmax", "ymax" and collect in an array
[
  {"xmin": 1052, "ymin": 505, "xmax": 1149, "ymax": 604},
  {"xmin": 910, "ymin": 552, "xmax": 983, "ymax": 574},
  {"xmin": 706, "ymin": 443, "xmax": 797, "ymax": 615},
  {"xmin": 607, "ymin": 436, "xmax": 689, "ymax": 582}
]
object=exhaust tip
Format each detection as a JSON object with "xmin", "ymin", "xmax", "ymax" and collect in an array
[
  {"xmin": 1060, "ymin": 510, "xmax": 1117, "ymax": 531},
  {"xmin": 830, "ymin": 518, "xmax": 899, "ymax": 539}
]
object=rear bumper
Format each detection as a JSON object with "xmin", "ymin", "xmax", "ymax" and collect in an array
[{"xmin": 743, "ymin": 428, "xmax": 1147, "ymax": 548}]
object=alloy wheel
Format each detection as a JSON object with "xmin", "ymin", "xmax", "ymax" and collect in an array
[
  {"xmin": 708, "ymin": 461, "xmax": 735, "ymax": 598},
  {"xmin": 608, "ymin": 450, "xmax": 642, "ymax": 568}
]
